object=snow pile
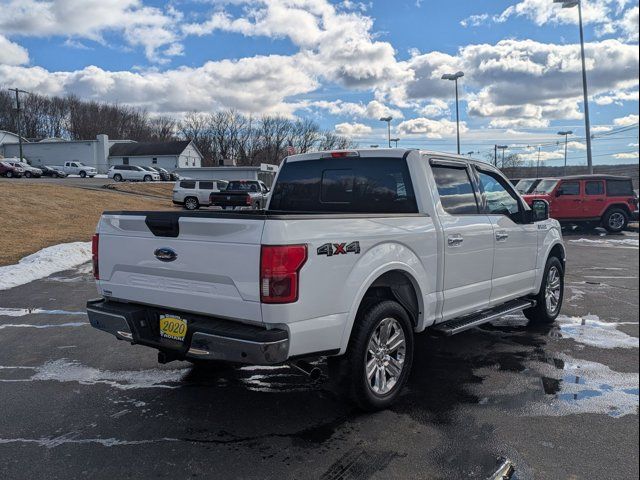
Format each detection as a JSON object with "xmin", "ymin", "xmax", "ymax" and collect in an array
[
  {"xmin": 556, "ymin": 314, "xmax": 639, "ymax": 349},
  {"xmin": 569, "ymin": 238, "xmax": 639, "ymax": 248},
  {"xmin": 0, "ymin": 242, "xmax": 91, "ymax": 290}
]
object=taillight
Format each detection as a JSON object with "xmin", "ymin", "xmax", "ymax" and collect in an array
[
  {"xmin": 260, "ymin": 245, "xmax": 307, "ymax": 303},
  {"xmin": 628, "ymin": 197, "xmax": 638, "ymax": 206},
  {"xmin": 92, "ymin": 234, "xmax": 99, "ymax": 280},
  {"xmin": 246, "ymin": 194, "xmax": 252, "ymax": 205}
]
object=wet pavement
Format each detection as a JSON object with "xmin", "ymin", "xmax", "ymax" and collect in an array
[{"xmin": 0, "ymin": 231, "xmax": 638, "ymax": 479}]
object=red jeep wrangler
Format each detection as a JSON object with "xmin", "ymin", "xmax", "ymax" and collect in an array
[{"xmin": 523, "ymin": 175, "xmax": 638, "ymax": 233}]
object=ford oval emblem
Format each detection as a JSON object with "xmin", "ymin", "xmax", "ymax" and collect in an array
[{"xmin": 154, "ymin": 247, "xmax": 177, "ymax": 262}]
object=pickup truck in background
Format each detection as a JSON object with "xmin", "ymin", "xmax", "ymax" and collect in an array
[
  {"xmin": 50, "ymin": 161, "xmax": 98, "ymax": 178},
  {"xmin": 523, "ymin": 174, "xmax": 638, "ymax": 233},
  {"xmin": 87, "ymin": 149, "xmax": 564, "ymax": 410},
  {"xmin": 209, "ymin": 180, "xmax": 270, "ymax": 210}
]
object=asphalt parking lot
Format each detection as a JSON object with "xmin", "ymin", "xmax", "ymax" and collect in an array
[{"xmin": 0, "ymin": 230, "xmax": 637, "ymax": 480}]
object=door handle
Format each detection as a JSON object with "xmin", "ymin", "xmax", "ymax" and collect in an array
[
  {"xmin": 495, "ymin": 231, "xmax": 509, "ymax": 241},
  {"xmin": 447, "ymin": 234, "xmax": 463, "ymax": 247}
]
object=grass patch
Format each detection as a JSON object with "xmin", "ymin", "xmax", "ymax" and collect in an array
[
  {"xmin": 0, "ymin": 183, "xmax": 175, "ymax": 266},
  {"xmin": 105, "ymin": 182, "xmax": 175, "ymax": 198}
]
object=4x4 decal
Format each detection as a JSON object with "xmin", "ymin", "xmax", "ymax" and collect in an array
[{"xmin": 317, "ymin": 241, "xmax": 360, "ymax": 256}]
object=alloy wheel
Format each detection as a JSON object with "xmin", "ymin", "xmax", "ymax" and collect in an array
[{"xmin": 365, "ymin": 317, "xmax": 406, "ymax": 395}]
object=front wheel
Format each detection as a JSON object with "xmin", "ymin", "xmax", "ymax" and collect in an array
[
  {"xmin": 337, "ymin": 300, "xmax": 414, "ymax": 411},
  {"xmin": 602, "ymin": 208, "xmax": 628, "ymax": 233},
  {"xmin": 6, "ymin": 171, "xmax": 13, "ymax": 178},
  {"xmin": 24, "ymin": 171, "xmax": 32, "ymax": 178},
  {"xmin": 143, "ymin": 175, "xmax": 152, "ymax": 182},
  {"xmin": 79, "ymin": 171, "xmax": 87, "ymax": 178},
  {"xmin": 113, "ymin": 174, "xmax": 122, "ymax": 182},
  {"xmin": 524, "ymin": 256, "xmax": 564, "ymax": 324}
]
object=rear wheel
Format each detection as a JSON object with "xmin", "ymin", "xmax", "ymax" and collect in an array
[
  {"xmin": 113, "ymin": 174, "xmax": 122, "ymax": 182},
  {"xmin": 336, "ymin": 300, "xmax": 414, "ymax": 411},
  {"xmin": 24, "ymin": 171, "xmax": 32, "ymax": 178},
  {"xmin": 602, "ymin": 208, "xmax": 628, "ymax": 233},
  {"xmin": 6, "ymin": 171, "xmax": 13, "ymax": 178},
  {"xmin": 524, "ymin": 256, "xmax": 564, "ymax": 324},
  {"xmin": 184, "ymin": 196, "xmax": 199, "ymax": 210}
]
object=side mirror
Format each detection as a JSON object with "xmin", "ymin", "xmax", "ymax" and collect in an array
[{"xmin": 531, "ymin": 199, "xmax": 550, "ymax": 222}]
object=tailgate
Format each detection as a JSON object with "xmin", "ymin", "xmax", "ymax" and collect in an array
[
  {"xmin": 211, "ymin": 192, "xmax": 250, "ymax": 206},
  {"xmin": 96, "ymin": 212, "xmax": 266, "ymax": 323}
]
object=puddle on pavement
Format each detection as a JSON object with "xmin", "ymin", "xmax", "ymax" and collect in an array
[{"xmin": 553, "ymin": 314, "xmax": 639, "ymax": 349}]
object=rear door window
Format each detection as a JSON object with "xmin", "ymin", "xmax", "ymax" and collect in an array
[
  {"xmin": 198, "ymin": 181, "xmax": 214, "ymax": 190},
  {"xmin": 180, "ymin": 181, "xmax": 196, "ymax": 189},
  {"xmin": 431, "ymin": 165, "xmax": 478, "ymax": 215},
  {"xmin": 606, "ymin": 179, "xmax": 634, "ymax": 196},
  {"xmin": 585, "ymin": 181, "xmax": 604, "ymax": 195},
  {"xmin": 558, "ymin": 182, "xmax": 580, "ymax": 195},
  {"xmin": 270, "ymin": 157, "xmax": 417, "ymax": 213}
]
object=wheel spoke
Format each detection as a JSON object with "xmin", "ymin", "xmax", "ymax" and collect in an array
[
  {"xmin": 385, "ymin": 357, "xmax": 402, "ymax": 378},
  {"xmin": 386, "ymin": 332, "xmax": 404, "ymax": 353},
  {"xmin": 366, "ymin": 358, "xmax": 377, "ymax": 381}
]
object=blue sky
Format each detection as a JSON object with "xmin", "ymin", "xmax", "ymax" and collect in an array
[{"xmin": 0, "ymin": 0, "xmax": 638, "ymax": 165}]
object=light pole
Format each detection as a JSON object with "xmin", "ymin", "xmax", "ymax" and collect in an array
[
  {"xmin": 466, "ymin": 151, "xmax": 474, "ymax": 157},
  {"xmin": 537, "ymin": 146, "xmax": 542, "ymax": 178},
  {"xmin": 8, "ymin": 88, "xmax": 29, "ymax": 161},
  {"xmin": 553, "ymin": 0, "xmax": 593, "ymax": 173},
  {"xmin": 441, "ymin": 71, "xmax": 464, "ymax": 155},
  {"xmin": 390, "ymin": 137, "xmax": 400, "ymax": 148},
  {"xmin": 558, "ymin": 130, "xmax": 573, "ymax": 176},
  {"xmin": 379, "ymin": 116, "xmax": 392, "ymax": 148},
  {"xmin": 497, "ymin": 145, "xmax": 508, "ymax": 168}
]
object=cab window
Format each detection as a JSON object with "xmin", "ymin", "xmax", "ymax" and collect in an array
[
  {"xmin": 477, "ymin": 169, "xmax": 521, "ymax": 219},
  {"xmin": 199, "ymin": 181, "xmax": 214, "ymax": 190},
  {"xmin": 431, "ymin": 165, "xmax": 479, "ymax": 215}
]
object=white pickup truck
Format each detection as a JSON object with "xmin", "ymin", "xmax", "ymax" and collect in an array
[
  {"xmin": 50, "ymin": 161, "xmax": 98, "ymax": 178},
  {"xmin": 87, "ymin": 149, "xmax": 565, "ymax": 410}
]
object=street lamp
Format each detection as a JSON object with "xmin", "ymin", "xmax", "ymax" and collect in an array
[
  {"xmin": 390, "ymin": 137, "xmax": 400, "ymax": 148},
  {"xmin": 441, "ymin": 71, "xmax": 464, "ymax": 155},
  {"xmin": 553, "ymin": 0, "xmax": 593, "ymax": 173},
  {"xmin": 558, "ymin": 130, "xmax": 573, "ymax": 176},
  {"xmin": 379, "ymin": 116, "xmax": 392, "ymax": 148},
  {"xmin": 466, "ymin": 151, "xmax": 475, "ymax": 157},
  {"xmin": 497, "ymin": 145, "xmax": 508, "ymax": 168}
]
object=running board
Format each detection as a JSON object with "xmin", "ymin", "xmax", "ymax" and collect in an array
[{"xmin": 431, "ymin": 299, "xmax": 536, "ymax": 336}]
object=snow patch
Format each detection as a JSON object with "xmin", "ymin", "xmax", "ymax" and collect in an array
[
  {"xmin": 0, "ymin": 359, "xmax": 189, "ymax": 390},
  {"xmin": 0, "ymin": 242, "xmax": 92, "ymax": 290},
  {"xmin": 555, "ymin": 315, "xmax": 639, "ymax": 349},
  {"xmin": 0, "ymin": 322, "xmax": 87, "ymax": 330},
  {"xmin": 0, "ymin": 307, "xmax": 86, "ymax": 317},
  {"xmin": 569, "ymin": 238, "xmax": 639, "ymax": 248},
  {"xmin": 0, "ymin": 435, "xmax": 177, "ymax": 448}
]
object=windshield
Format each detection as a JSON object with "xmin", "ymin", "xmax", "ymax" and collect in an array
[
  {"xmin": 227, "ymin": 181, "xmax": 260, "ymax": 191},
  {"xmin": 534, "ymin": 179, "xmax": 559, "ymax": 194},
  {"xmin": 515, "ymin": 179, "xmax": 536, "ymax": 193}
]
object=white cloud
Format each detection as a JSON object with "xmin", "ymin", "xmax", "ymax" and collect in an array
[
  {"xmin": 334, "ymin": 122, "xmax": 372, "ymax": 136},
  {"xmin": 519, "ymin": 149, "xmax": 566, "ymax": 162},
  {"xmin": 0, "ymin": 0, "xmax": 183, "ymax": 63},
  {"xmin": 614, "ymin": 114, "xmax": 639, "ymax": 126},
  {"xmin": 619, "ymin": 6, "xmax": 639, "ymax": 41},
  {"xmin": 397, "ymin": 117, "xmax": 467, "ymax": 138},
  {"xmin": 415, "ymin": 99, "xmax": 449, "ymax": 118},
  {"xmin": 613, "ymin": 151, "xmax": 639, "ymax": 158},
  {"xmin": 460, "ymin": 14, "xmax": 490, "ymax": 28},
  {"xmin": 592, "ymin": 125, "xmax": 613, "ymax": 132},
  {"xmin": 309, "ymin": 99, "xmax": 402, "ymax": 120},
  {"xmin": 0, "ymin": 35, "xmax": 29, "ymax": 66}
]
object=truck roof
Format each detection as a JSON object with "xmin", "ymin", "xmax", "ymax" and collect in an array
[{"xmin": 284, "ymin": 148, "xmax": 497, "ymax": 169}]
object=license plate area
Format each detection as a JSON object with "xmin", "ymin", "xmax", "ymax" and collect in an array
[{"xmin": 159, "ymin": 314, "xmax": 188, "ymax": 342}]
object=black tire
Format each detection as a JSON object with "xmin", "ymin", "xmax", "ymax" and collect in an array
[
  {"xmin": 336, "ymin": 300, "xmax": 414, "ymax": 411},
  {"xmin": 113, "ymin": 174, "xmax": 122, "ymax": 182},
  {"xmin": 52, "ymin": 173, "xmax": 58, "ymax": 178},
  {"xmin": 79, "ymin": 171, "xmax": 87, "ymax": 178},
  {"xmin": 24, "ymin": 171, "xmax": 32, "ymax": 178},
  {"xmin": 143, "ymin": 175, "xmax": 152, "ymax": 182},
  {"xmin": 184, "ymin": 196, "xmax": 199, "ymax": 210},
  {"xmin": 524, "ymin": 256, "xmax": 564, "ymax": 324},
  {"xmin": 6, "ymin": 171, "xmax": 13, "ymax": 178},
  {"xmin": 602, "ymin": 207, "xmax": 628, "ymax": 233}
]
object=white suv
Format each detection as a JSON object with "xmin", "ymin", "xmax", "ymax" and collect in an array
[
  {"xmin": 172, "ymin": 179, "xmax": 229, "ymax": 210},
  {"xmin": 108, "ymin": 165, "xmax": 160, "ymax": 182}
]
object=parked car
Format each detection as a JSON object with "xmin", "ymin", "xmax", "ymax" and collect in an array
[
  {"xmin": 138, "ymin": 166, "xmax": 162, "ymax": 180},
  {"xmin": 514, "ymin": 178, "xmax": 542, "ymax": 194},
  {"xmin": 172, "ymin": 179, "xmax": 229, "ymax": 210},
  {"xmin": 108, "ymin": 165, "xmax": 160, "ymax": 182},
  {"xmin": 209, "ymin": 180, "xmax": 270, "ymax": 210},
  {"xmin": 40, "ymin": 165, "xmax": 68, "ymax": 178},
  {"xmin": 149, "ymin": 166, "xmax": 171, "ymax": 181},
  {"xmin": 523, "ymin": 175, "xmax": 638, "ymax": 232},
  {"xmin": 87, "ymin": 148, "xmax": 563, "ymax": 410},
  {"xmin": 0, "ymin": 160, "xmax": 24, "ymax": 178},
  {"xmin": 49, "ymin": 161, "xmax": 97, "ymax": 178},
  {"xmin": 4, "ymin": 159, "xmax": 42, "ymax": 178}
]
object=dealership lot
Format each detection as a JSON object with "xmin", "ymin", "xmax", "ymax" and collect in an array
[{"xmin": 0, "ymin": 231, "xmax": 637, "ymax": 479}]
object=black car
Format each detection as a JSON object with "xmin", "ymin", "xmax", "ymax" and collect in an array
[
  {"xmin": 40, "ymin": 166, "xmax": 68, "ymax": 178},
  {"xmin": 150, "ymin": 166, "xmax": 173, "ymax": 181}
]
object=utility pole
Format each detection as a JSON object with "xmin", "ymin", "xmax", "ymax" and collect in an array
[
  {"xmin": 8, "ymin": 88, "xmax": 29, "ymax": 161},
  {"xmin": 558, "ymin": 130, "xmax": 573, "ymax": 176},
  {"xmin": 390, "ymin": 138, "xmax": 400, "ymax": 148},
  {"xmin": 494, "ymin": 144, "xmax": 498, "ymax": 166},
  {"xmin": 537, "ymin": 146, "xmax": 541, "ymax": 178},
  {"xmin": 497, "ymin": 145, "xmax": 508, "ymax": 169}
]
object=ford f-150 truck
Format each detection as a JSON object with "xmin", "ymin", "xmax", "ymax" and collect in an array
[{"xmin": 87, "ymin": 149, "xmax": 565, "ymax": 410}]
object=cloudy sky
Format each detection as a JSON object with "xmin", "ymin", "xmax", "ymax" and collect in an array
[{"xmin": 0, "ymin": 0, "xmax": 638, "ymax": 164}]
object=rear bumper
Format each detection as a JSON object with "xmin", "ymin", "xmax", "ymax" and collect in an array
[
  {"xmin": 632, "ymin": 210, "xmax": 639, "ymax": 222},
  {"xmin": 86, "ymin": 299, "xmax": 289, "ymax": 365}
]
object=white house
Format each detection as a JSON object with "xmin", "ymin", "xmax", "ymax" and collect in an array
[{"xmin": 108, "ymin": 140, "xmax": 203, "ymax": 170}]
